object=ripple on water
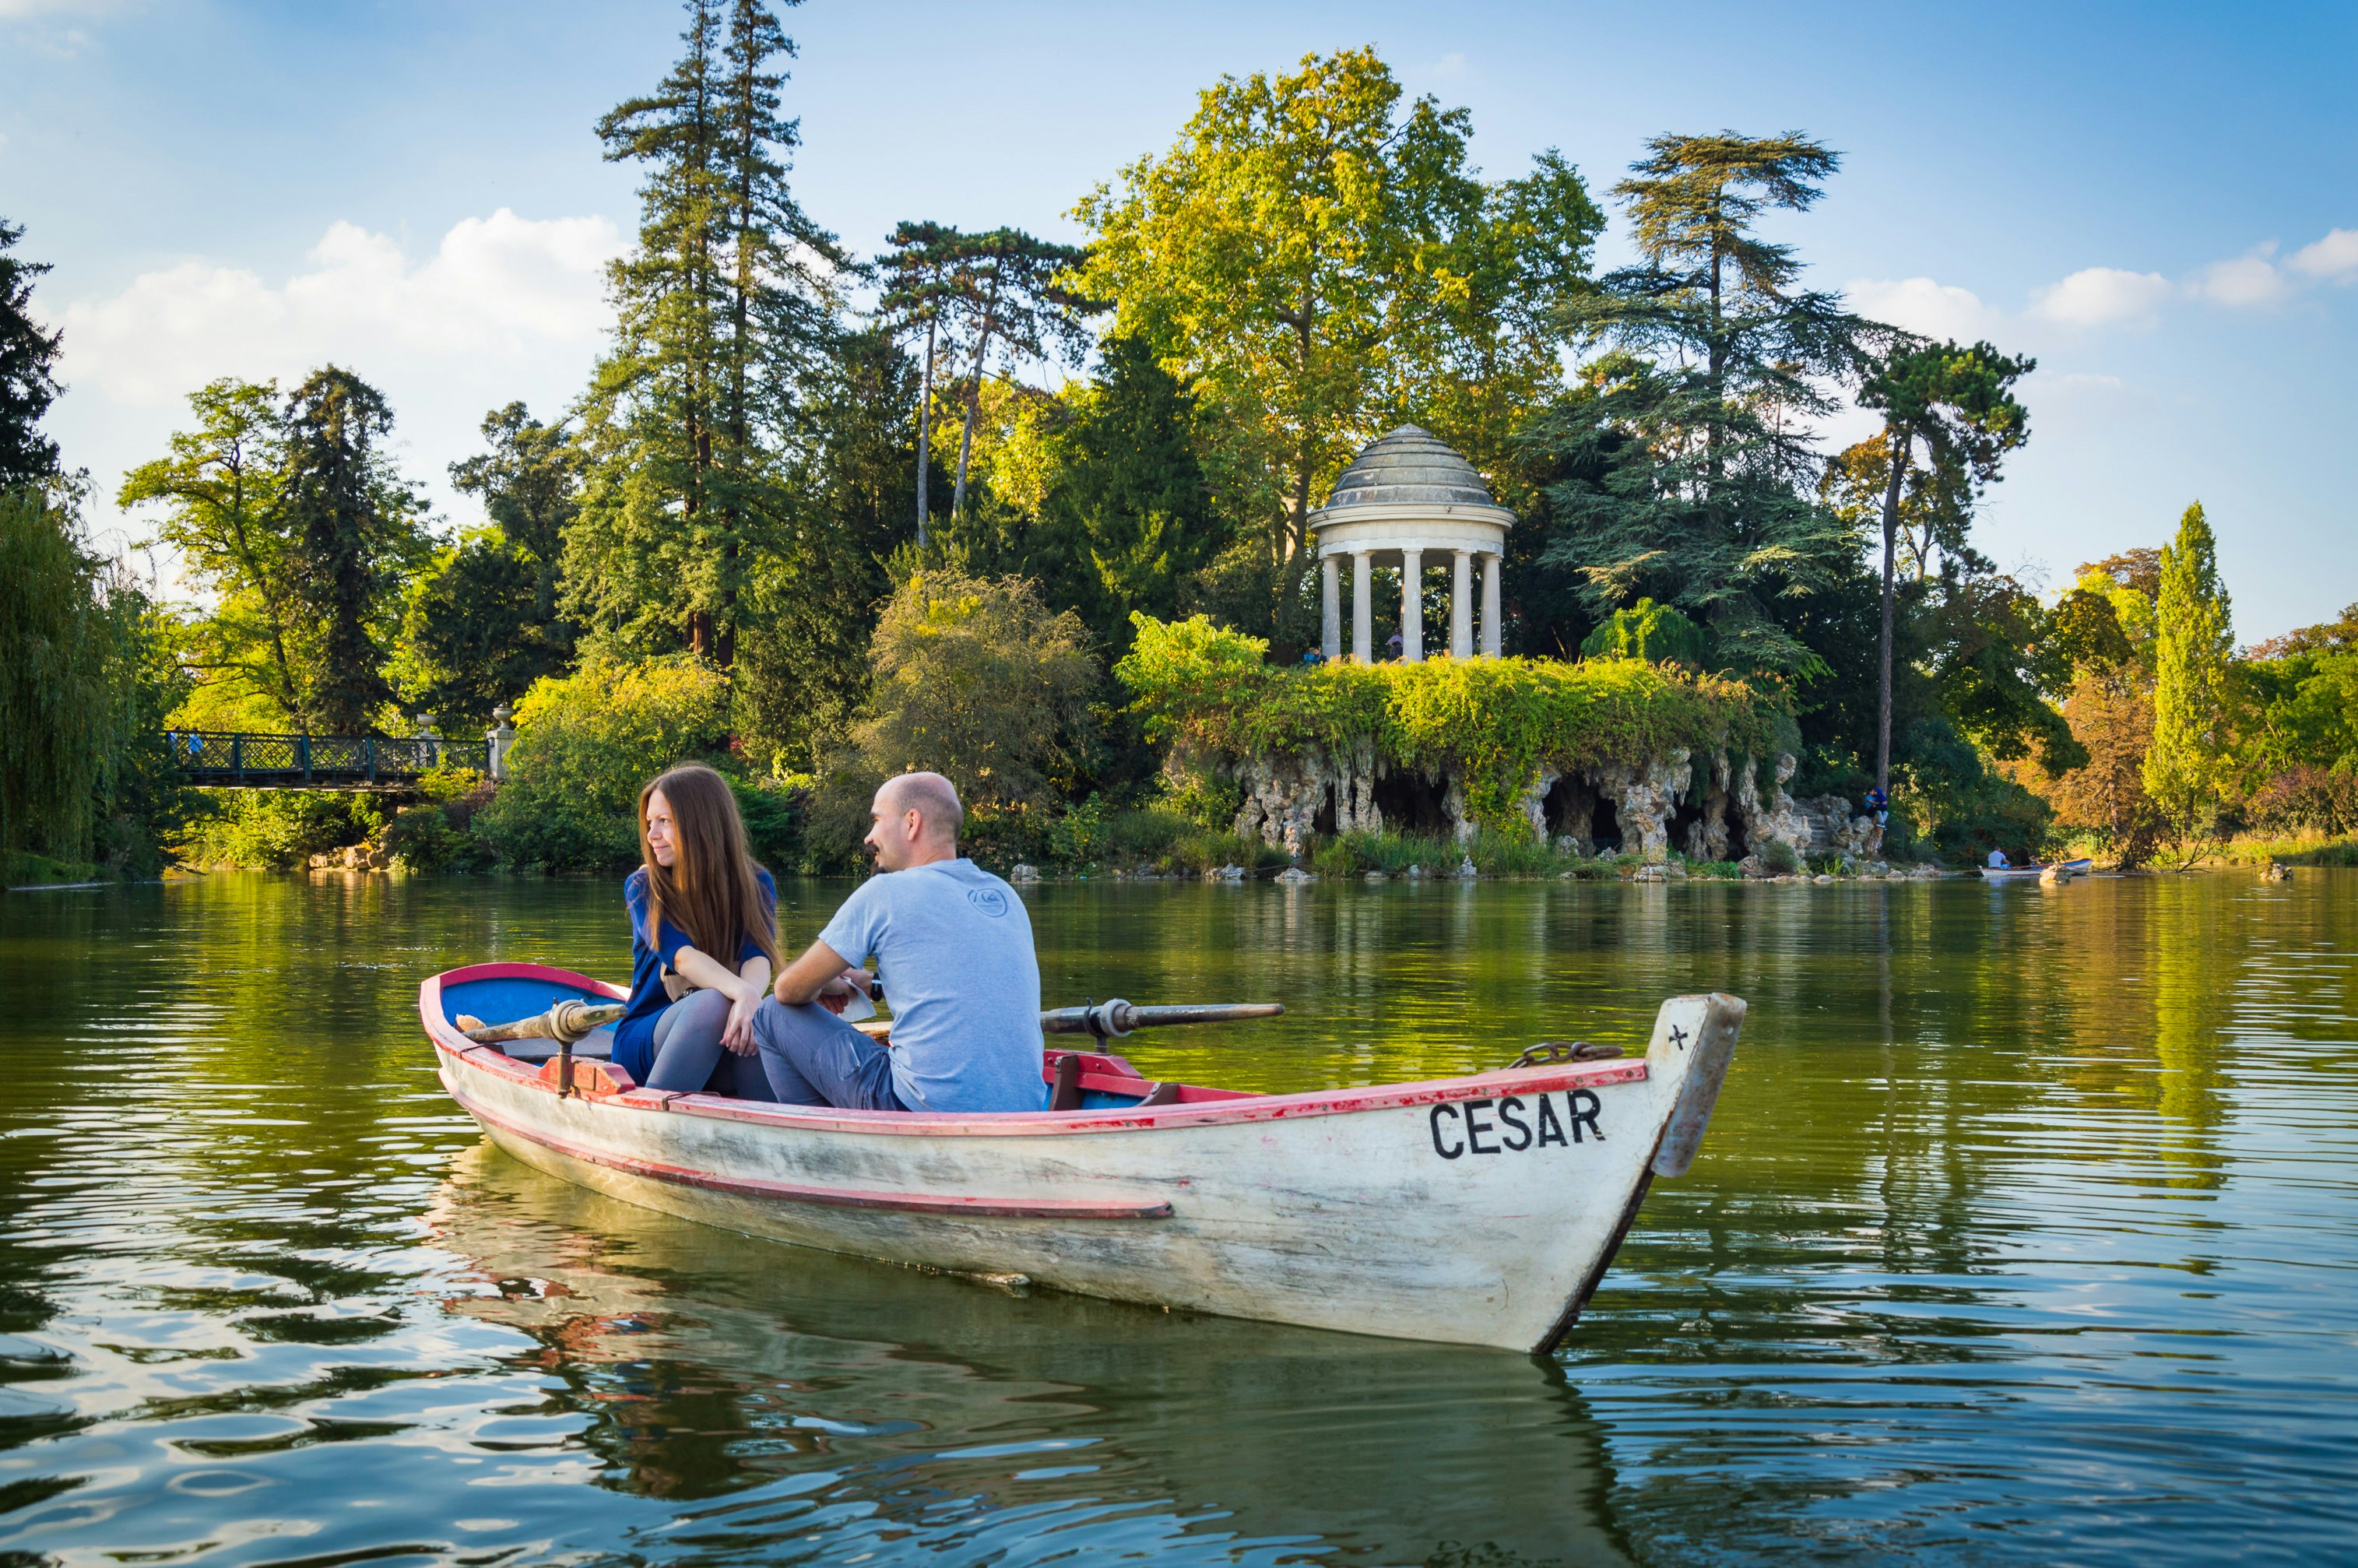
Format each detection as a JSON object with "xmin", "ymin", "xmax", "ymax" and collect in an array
[{"xmin": 1, "ymin": 870, "xmax": 2355, "ymax": 1564}]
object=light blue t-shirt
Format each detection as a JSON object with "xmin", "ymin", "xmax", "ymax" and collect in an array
[{"xmin": 817, "ymin": 859, "xmax": 1044, "ymax": 1113}]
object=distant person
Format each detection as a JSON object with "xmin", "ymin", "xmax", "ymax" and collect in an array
[
  {"xmin": 1386, "ymin": 630, "xmax": 1404, "ymax": 661},
  {"xmin": 1987, "ymin": 848, "xmax": 2012, "ymax": 869},
  {"xmin": 1300, "ymin": 648, "xmax": 1325, "ymax": 667},
  {"xmin": 612, "ymin": 765, "xmax": 782, "ymax": 1099},
  {"xmin": 757, "ymin": 772, "xmax": 1044, "ymax": 1113},
  {"xmin": 1863, "ymin": 784, "xmax": 1888, "ymax": 827}
]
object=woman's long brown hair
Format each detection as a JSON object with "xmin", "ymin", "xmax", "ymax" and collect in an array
[{"xmin": 637, "ymin": 765, "xmax": 782, "ymax": 971}]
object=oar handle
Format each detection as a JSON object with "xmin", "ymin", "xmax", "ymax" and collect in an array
[
  {"xmin": 460, "ymin": 1000, "xmax": 624, "ymax": 1044},
  {"xmin": 1040, "ymin": 1000, "xmax": 1284, "ymax": 1039}
]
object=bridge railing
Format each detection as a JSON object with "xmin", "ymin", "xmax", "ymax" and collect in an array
[{"xmin": 169, "ymin": 731, "xmax": 492, "ymax": 788}]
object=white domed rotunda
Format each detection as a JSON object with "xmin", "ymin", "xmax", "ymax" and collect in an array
[{"xmin": 1309, "ymin": 425, "xmax": 1513, "ymax": 663}]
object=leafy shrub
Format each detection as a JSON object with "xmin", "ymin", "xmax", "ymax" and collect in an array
[
  {"xmin": 1047, "ymin": 793, "xmax": 1111, "ymax": 865},
  {"xmin": 474, "ymin": 655, "xmax": 731, "ymax": 873},
  {"xmin": 1164, "ymin": 831, "xmax": 1288, "ymax": 875},
  {"xmin": 843, "ymin": 571, "xmax": 1098, "ymax": 814},
  {"xmin": 386, "ymin": 803, "xmax": 491, "ymax": 872},
  {"xmin": 1579, "ymin": 597, "xmax": 1711, "ymax": 669},
  {"xmin": 1104, "ymin": 804, "xmax": 1191, "ymax": 864},
  {"xmin": 181, "ymin": 789, "xmax": 391, "ymax": 868},
  {"xmin": 1309, "ymin": 838, "xmax": 1359, "ymax": 877},
  {"xmin": 1759, "ymin": 838, "xmax": 1801, "ymax": 874}
]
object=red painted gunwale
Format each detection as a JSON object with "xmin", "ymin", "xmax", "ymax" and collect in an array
[{"xmin": 420, "ymin": 962, "xmax": 1649, "ymax": 1139}]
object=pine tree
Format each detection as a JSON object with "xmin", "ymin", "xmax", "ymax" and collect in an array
[
  {"xmin": 2145, "ymin": 502, "xmax": 2234, "ymax": 849},
  {"xmin": 873, "ymin": 220, "xmax": 965, "ymax": 543},
  {"xmin": 0, "ymin": 217, "xmax": 64, "ymax": 489},
  {"xmin": 1529, "ymin": 133, "xmax": 1887, "ymax": 676},
  {"xmin": 1854, "ymin": 339, "xmax": 2033, "ymax": 793},
  {"xmin": 572, "ymin": 0, "xmax": 834, "ymax": 663}
]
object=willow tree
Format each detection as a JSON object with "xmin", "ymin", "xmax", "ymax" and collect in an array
[
  {"xmin": 0, "ymin": 490, "xmax": 135, "ymax": 863},
  {"xmin": 1531, "ymin": 132, "xmax": 1885, "ymax": 677},
  {"xmin": 0, "ymin": 218, "xmax": 62, "ymax": 490},
  {"xmin": 570, "ymin": 0, "xmax": 835, "ymax": 663},
  {"xmin": 2145, "ymin": 502, "xmax": 2235, "ymax": 850},
  {"xmin": 1074, "ymin": 48, "xmax": 1598, "ymax": 638}
]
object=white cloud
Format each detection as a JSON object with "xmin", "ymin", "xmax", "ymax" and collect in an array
[
  {"xmin": 59, "ymin": 209, "xmax": 622, "ymax": 408},
  {"xmin": 2195, "ymin": 247, "xmax": 2290, "ymax": 308},
  {"xmin": 2289, "ymin": 227, "xmax": 2358, "ymax": 281},
  {"xmin": 2030, "ymin": 266, "xmax": 2175, "ymax": 327},
  {"xmin": 46, "ymin": 210, "xmax": 624, "ymax": 571},
  {"xmin": 1844, "ymin": 276, "xmax": 1999, "ymax": 342}
]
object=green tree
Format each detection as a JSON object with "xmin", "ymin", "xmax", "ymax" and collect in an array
[
  {"xmin": 934, "ymin": 227, "xmax": 1093, "ymax": 520},
  {"xmin": 118, "ymin": 379, "xmax": 305, "ymax": 726},
  {"xmin": 1042, "ymin": 336, "xmax": 1222, "ymax": 652},
  {"xmin": 276, "ymin": 367, "xmax": 430, "ymax": 733},
  {"xmin": 1074, "ymin": 49, "xmax": 1597, "ymax": 641},
  {"xmin": 733, "ymin": 325, "xmax": 914, "ymax": 773},
  {"xmin": 873, "ymin": 220, "xmax": 964, "ymax": 543},
  {"xmin": 1, "ymin": 487, "xmax": 188, "ymax": 874},
  {"xmin": 2144, "ymin": 502, "xmax": 2234, "ymax": 849},
  {"xmin": 1854, "ymin": 339, "xmax": 2033, "ymax": 793},
  {"xmin": 0, "ymin": 219, "xmax": 63, "ymax": 489},
  {"xmin": 842, "ymin": 568, "xmax": 1098, "ymax": 814},
  {"xmin": 392, "ymin": 403, "xmax": 582, "ymax": 727},
  {"xmin": 1579, "ymin": 596, "xmax": 1710, "ymax": 668},
  {"xmin": 571, "ymin": 0, "xmax": 834, "ymax": 663},
  {"xmin": 1530, "ymin": 133, "xmax": 1885, "ymax": 676}
]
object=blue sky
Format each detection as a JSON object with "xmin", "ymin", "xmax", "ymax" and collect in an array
[{"xmin": 4, "ymin": 0, "xmax": 2352, "ymax": 638}]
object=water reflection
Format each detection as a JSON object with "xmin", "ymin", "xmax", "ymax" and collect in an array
[{"xmin": 426, "ymin": 1144, "xmax": 1636, "ymax": 1564}]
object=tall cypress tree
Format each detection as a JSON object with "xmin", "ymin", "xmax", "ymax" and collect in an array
[
  {"xmin": 2145, "ymin": 501, "xmax": 2234, "ymax": 846},
  {"xmin": 569, "ymin": 0, "xmax": 833, "ymax": 664},
  {"xmin": 0, "ymin": 218, "xmax": 64, "ymax": 489}
]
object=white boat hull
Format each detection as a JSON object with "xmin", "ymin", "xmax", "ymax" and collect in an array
[{"xmin": 425, "ymin": 969, "xmax": 1744, "ymax": 1352}]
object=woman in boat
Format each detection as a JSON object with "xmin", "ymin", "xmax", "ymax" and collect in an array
[{"xmin": 613, "ymin": 764, "xmax": 782, "ymax": 1099}]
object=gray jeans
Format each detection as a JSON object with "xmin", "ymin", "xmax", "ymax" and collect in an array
[
  {"xmin": 751, "ymin": 997, "xmax": 906, "ymax": 1110},
  {"xmin": 645, "ymin": 989, "xmax": 778, "ymax": 1100}
]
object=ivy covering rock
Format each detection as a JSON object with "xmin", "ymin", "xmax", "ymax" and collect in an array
[{"xmin": 1116, "ymin": 613, "xmax": 1861, "ymax": 863}]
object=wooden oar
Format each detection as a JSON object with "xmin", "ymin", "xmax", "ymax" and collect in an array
[
  {"xmin": 450, "ymin": 999, "xmax": 625, "ymax": 1100},
  {"xmin": 1040, "ymin": 1000, "xmax": 1283, "ymax": 1040},
  {"xmin": 453, "ymin": 1000, "xmax": 624, "ymax": 1044}
]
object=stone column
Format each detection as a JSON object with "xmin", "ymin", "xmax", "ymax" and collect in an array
[
  {"xmin": 487, "ymin": 704, "xmax": 515, "ymax": 782},
  {"xmin": 1451, "ymin": 550, "xmax": 1474, "ymax": 658},
  {"xmin": 1351, "ymin": 550, "xmax": 1373, "ymax": 663},
  {"xmin": 1481, "ymin": 553, "xmax": 1503, "ymax": 657},
  {"xmin": 1320, "ymin": 554, "xmax": 1341, "ymax": 661},
  {"xmin": 1400, "ymin": 548, "xmax": 1424, "ymax": 662}
]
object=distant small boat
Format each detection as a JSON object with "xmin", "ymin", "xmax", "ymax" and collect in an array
[
  {"xmin": 1980, "ymin": 857, "xmax": 2093, "ymax": 881},
  {"xmin": 420, "ymin": 962, "xmax": 1747, "ymax": 1352}
]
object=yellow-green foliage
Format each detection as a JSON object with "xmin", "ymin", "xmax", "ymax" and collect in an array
[{"xmin": 1117, "ymin": 613, "xmax": 1771, "ymax": 831}]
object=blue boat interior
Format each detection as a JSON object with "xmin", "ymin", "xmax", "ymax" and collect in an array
[{"xmin": 438, "ymin": 972, "xmax": 1159, "ymax": 1110}]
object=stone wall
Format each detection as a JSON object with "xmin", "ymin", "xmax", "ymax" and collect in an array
[{"xmin": 1220, "ymin": 741, "xmax": 1882, "ymax": 864}]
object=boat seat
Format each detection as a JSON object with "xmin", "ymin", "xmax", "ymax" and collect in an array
[{"xmin": 498, "ymin": 1025, "xmax": 617, "ymax": 1063}]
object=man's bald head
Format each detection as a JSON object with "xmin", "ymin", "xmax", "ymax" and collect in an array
[{"xmin": 866, "ymin": 772, "xmax": 962, "ymax": 869}]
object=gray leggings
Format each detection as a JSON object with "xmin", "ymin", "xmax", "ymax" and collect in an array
[{"xmin": 645, "ymin": 989, "xmax": 779, "ymax": 1099}]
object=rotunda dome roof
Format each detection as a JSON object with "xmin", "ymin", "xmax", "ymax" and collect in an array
[{"xmin": 1320, "ymin": 425, "xmax": 1499, "ymax": 512}]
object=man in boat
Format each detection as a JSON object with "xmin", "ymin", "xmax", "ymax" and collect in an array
[
  {"xmin": 1987, "ymin": 848, "xmax": 2012, "ymax": 869},
  {"xmin": 751, "ymin": 772, "xmax": 1045, "ymax": 1113}
]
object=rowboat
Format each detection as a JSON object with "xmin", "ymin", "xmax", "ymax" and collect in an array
[
  {"xmin": 420, "ymin": 962, "xmax": 1747, "ymax": 1352},
  {"xmin": 1980, "ymin": 856, "xmax": 2093, "ymax": 881}
]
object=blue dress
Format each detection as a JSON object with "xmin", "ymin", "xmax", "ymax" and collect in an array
[{"xmin": 613, "ymin": 866, "xmax": 778, "ymax": 1081}]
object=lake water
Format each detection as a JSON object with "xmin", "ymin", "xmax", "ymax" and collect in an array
[{"xmin": 1, "ymin": 869, "xmax": 2353, "ymax": 1565}]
